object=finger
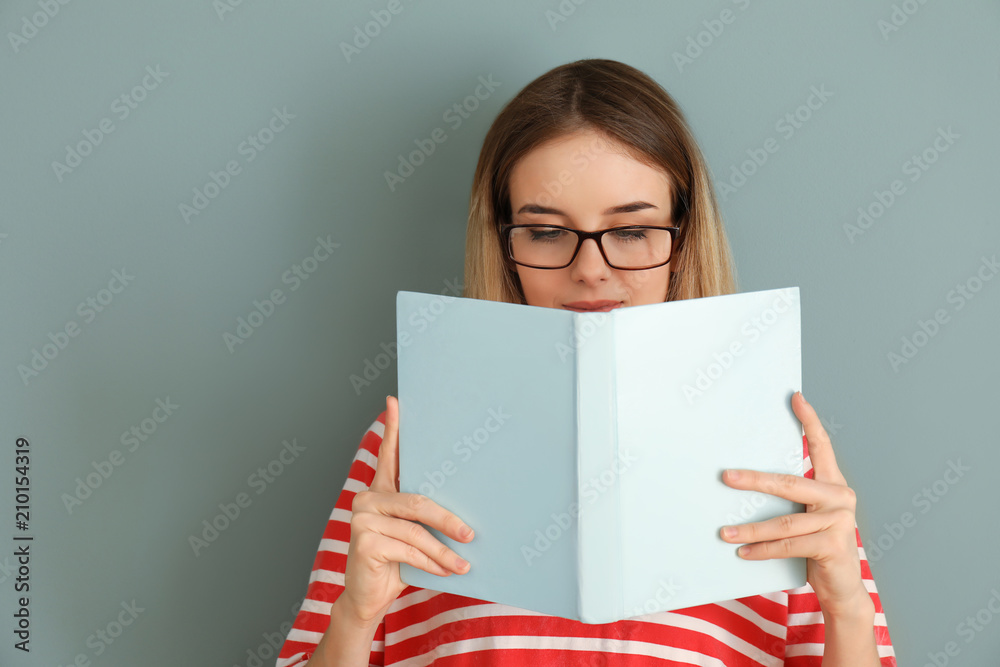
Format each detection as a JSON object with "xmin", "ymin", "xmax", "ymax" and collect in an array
[
  {"xmin": 732, "ymin": 530, "xmax": 829, "ymax": 561},
  {"xmin": 353, "ymin": 489, "xmax": 475, "ymax": 545},
  {"xmin": 353, "ymin": 529, "xmax": 454, "ymax": 577},
  {"xmin": 792, "ymin": 392, "xmax": 847, "ymax": 486},
  {"xmin": 720, "ymin": 509, "xmax": 830, "ymax": 545},
  {"xmin": 370, "ymin": 395, "xmax": 400, "ymax": 493},
  {"xmin": 722, "ymin": 469, "xmax": 855, "ymax": 509},
  {"xmin": 355, "ymin": 511, "xmax": 471, "ymax": 574}
]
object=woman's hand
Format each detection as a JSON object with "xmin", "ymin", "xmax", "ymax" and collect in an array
[
  {"xmin": 719, "ymin": 391, "xmax": 873, "ymax": 619},
  {"xmin": 339, "ymin": 395, "xmax": 475, "ymax": 626}
]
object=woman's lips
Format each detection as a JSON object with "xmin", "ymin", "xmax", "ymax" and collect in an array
[{"xmin": 563, "ymin": 300, "xmax": 623, "ymax": 312}]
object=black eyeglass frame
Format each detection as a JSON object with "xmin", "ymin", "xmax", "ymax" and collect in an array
[{"xmin": 499, "ymin": 223, "xmax": 682, "ymax": 270}]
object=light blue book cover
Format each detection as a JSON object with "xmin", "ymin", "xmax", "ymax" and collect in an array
[{"xmin": 396, "ymin": 287, "xmax": 807, "ymax": 624}]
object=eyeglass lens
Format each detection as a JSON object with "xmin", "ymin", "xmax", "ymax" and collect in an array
[{"xmin": 508, "ymin": 226, "xmax": 672, "ymax": 269}]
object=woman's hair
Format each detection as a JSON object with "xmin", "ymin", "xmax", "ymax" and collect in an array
[{"xmin": 463, "ymin": 58, "xmax": 737, "ymax": 303}]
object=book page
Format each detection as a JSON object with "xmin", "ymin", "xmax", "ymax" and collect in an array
[
  {"xmin": 396, "ymin": 291, "xmax": 584, "ymax": 619},
  {"xmin": 613, "ymin": 288, "xmax": 806, "ymax": 618}
]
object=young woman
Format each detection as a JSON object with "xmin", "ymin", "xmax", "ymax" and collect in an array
[{"xmin": 276, "ymin": 59, "xmax": 896, "ymax": 666}]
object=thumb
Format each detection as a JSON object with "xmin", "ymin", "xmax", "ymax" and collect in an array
[{"xmin": 370, "ymin": 395, "xmax": 400, "ymax": 492}]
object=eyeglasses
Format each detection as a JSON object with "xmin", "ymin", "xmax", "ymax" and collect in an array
[{"xmin": 500, "ymin": 224, "xmax": 681, "ymax": 270}]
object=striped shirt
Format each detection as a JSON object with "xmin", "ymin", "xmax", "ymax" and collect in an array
[{"xmin": 277, "ymin": 411, "xmax": 896, "ymax": 666}]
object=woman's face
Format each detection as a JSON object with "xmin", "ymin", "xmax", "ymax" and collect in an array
[{"xmin": 507, "ymin": 128, "xmax": 675, "ymax": 312}]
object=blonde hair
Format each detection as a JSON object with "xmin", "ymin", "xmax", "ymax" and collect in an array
[{"xmin": 463, "ymin": 58, "xmax": 737, "ymax": 304}]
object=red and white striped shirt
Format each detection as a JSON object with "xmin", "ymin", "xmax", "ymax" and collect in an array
[{"xmin": 277, "ymin": 411, "xmax": 896, "ymax": 666}]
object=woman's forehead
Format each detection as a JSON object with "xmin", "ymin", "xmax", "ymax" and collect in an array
[{"xmin": 509, "ymin": 148, "xmax": 672, "ymax": 212}]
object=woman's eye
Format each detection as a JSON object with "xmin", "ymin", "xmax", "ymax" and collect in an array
[
  {"xmin": 613, "ymin": 229, "xmax": 648, "ymax": 241},
  {"xmin": 529, "ymin": 229, "xmax": 565, "ymax": 241}
]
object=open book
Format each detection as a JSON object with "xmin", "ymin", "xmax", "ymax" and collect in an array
[{"xmin": 396, "ymin": 287, "xmax": 807, "ymax": 624}]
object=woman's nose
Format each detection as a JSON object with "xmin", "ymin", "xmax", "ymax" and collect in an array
[{"xmin": 570, "ymin": 237, "xmax": 612, "ymax": 278}]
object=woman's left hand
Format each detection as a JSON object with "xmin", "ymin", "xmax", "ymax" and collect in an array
[{"xmin": 720, "ymin": 391, "xmax": 873, "ymax": 618}]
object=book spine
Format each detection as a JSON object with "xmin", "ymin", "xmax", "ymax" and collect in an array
[{"xmin": 574, "ymin": 311, "xmax": 623, "ymax": 624}]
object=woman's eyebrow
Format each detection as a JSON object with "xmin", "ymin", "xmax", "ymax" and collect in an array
[{"xmin": 516, "ymin": 201, "xmax": 659, "ymax": 216}]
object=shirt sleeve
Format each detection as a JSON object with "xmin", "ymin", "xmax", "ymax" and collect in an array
[
  {"xmin": 276, "ymin": 411, "xmax": 389, "ymax": 667},
  {"xmin": 783, "ymin": 435, "xmax": 897, "ymax": 666}
]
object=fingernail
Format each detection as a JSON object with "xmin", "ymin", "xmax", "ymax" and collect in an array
[
  {"xmin": 725, "ymin": 469, "xmax": 740, "ymax": 481},
  {"xmin": 723, "ymin": 526, "xmax": 738, "ymax": 539},
  {"xmin": 455, "ymin": 556, "xmax": 469, "ymax": 571},
  {"xmin": 738, "ymin": 546, "xmax": 749, "ymax": 557},
  {"xmin": 459, "ymin": 525, "xmax": 473, "ymax": 540}
]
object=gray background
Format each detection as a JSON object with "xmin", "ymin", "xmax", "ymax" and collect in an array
[{"xmin": 1, "ymin": 1, "xmax": 997, "ymax": 665}]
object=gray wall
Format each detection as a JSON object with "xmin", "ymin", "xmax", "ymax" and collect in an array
[{"xmin": 1, "ymin": 1, "xmax": 997, "ymax": 665}]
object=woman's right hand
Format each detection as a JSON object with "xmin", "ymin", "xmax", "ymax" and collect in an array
[{"xmin": 338, "ymin": 394, "xmax": 475, "ymax": 626}]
